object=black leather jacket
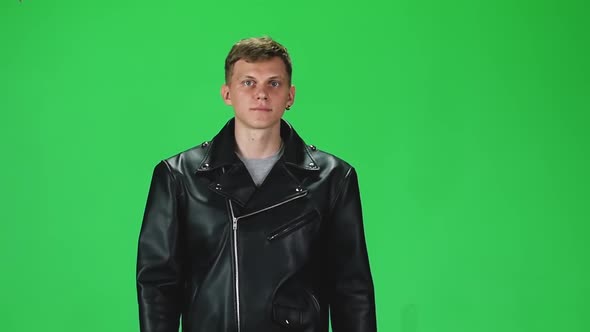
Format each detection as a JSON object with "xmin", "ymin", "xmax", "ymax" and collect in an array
[{"xmin": 136, "ymin": 118, "xmax": 376, "ymax": 332}]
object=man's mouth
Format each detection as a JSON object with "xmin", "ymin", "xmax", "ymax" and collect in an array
[{"xmin": 250, "ymin": 107, "xmax": 272, "ymax": 112}]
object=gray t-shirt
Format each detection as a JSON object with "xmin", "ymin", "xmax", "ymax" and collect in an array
[{"xmin": 236, "ymin": 142, "xmax": 285, "ymax": 187}]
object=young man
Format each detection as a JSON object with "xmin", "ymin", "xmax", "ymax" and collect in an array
[{"xmin": 136, "ymin": 37, "xmax": 376, "ymax": 332}]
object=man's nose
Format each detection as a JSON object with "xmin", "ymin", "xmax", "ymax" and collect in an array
[{"xmin": 255, "ymin": 87, "xmax": 269, "ymax": 100}]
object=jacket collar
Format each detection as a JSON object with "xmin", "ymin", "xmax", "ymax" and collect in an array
[
  {"xmin": 195, "ymin": 117, "xmax": 319, "ymax": 174},
  {"xmin": 194, "ymin": 118, "xmax": 319, "ymax": 210}
]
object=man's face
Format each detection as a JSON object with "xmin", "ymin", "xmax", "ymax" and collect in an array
[{"xmin": 221, "ymin": 57, "xmax": 295, "ymax": 131}]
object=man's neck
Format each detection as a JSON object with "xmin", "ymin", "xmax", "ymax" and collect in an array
[{"xmin": 234, "ymin": 121, "xmax": 283, "ymax": 159}]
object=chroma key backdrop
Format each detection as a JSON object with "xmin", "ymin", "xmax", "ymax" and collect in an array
[{"xmin": 1, "ymin": 0, "xmax": 588, "ymax": 331}]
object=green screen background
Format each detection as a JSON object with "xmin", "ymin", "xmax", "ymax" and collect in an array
[{"xmin": 1, "ymin": 1, "xmax": 588, "ymax": 331}]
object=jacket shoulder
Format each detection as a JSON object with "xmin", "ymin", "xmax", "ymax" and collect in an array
[
  {"xmin": 308, "ymin": 146, "xmax": 355, "ymax": 177},
  {"xmin": 159, "ymin": 141, "xmax": 210, "ymax": 175}
]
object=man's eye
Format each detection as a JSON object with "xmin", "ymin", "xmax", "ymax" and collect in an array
[
  {"xmin": 242, "ymin": 80, "xmax": 254, "ymax": 87},
  {"xmin": 270, "ymin": 81, "xmax": 280, "ymax": 87}
]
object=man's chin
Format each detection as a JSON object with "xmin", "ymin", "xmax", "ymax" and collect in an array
[{"xmin": 235, "ymin": 116, "xmax": 282, "ymax": 131}]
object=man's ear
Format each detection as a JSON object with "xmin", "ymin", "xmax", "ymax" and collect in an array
[
  {"xmin": 221, "ymin": 84, "xmax": 232, "ymax": 106},
  {"xmin": 288, "ymin": 85, "xmax": 296, "ymax": 107}
]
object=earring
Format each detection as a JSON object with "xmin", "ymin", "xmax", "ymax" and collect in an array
[{"xmin": 286, "ymin": 105, "xmax": 291, "ymax": 110}]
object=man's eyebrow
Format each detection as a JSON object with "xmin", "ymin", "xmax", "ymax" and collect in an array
[{"xmin": 240, "ymin": 75, "xmax": 285, "ymax": 80}]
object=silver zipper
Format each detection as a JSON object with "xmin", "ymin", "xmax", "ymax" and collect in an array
[
  {"xmin": 228, "ymin": 201, "xmax": 241, "ymax": 332},
  {"xmin": 236, "ymin": 191, "xmax": 308, "ymax": 220},
  {"xmin": 267, "ymin": 210, "xmax": 317, "ymax": 241},
  {"xmin": 226, "ymin": 190, "xmax": 307, "ymax": 332}
]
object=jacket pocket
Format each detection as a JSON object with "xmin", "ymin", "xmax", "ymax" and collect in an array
[
  {"xmin": 267, "ymin": 210, "xmax": 319, "ymax": 241},
  {"xmin": 272, "ymin": 287, "xmax": 321, "ymax": 329},
  {"xmin": 272, "ymin": 303, "xmax": 305, "ymax": 328}
]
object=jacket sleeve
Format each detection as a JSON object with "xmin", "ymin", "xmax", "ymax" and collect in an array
[
  {"xmin": 136, "ymin": 161, "xmax": 184, "ymax": 332},
  {"xmin": 326, "ymin": 167, "xmax": 377, "ymax": 332}
]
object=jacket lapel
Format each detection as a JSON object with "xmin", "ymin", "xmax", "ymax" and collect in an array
[
  {"xmin": 195, "ymin": 117, "xmax": 320, "ymax": 211},
  {"xmin": 239, "ymin": 161, "xmax": 307, "ymax": 214}
]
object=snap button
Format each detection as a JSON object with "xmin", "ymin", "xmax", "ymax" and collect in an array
[
  {"xmin": 201, "ymin": 141, "xmax": 209, "ymax": 148},
  {"xmin": 295, "ymin": 187, "xmax": 303, "ymax": 192},
  {"xmin": 308, "ymin": 162, "xmax": 316, "ymax": 168},
  {"xmin": 202, "ymin": 163, "xmax": 210, "ymax": 169},
  {"xmin": 214, "ymin": 183, "xmax": 222, "ymax": 190},
  {"xmin": 285, "ymin": 319, "xmax": 290, "ymax": 325},
  {"xmin": 309, "ymin": 144, "xmax": 317, "ymax": 151}
]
